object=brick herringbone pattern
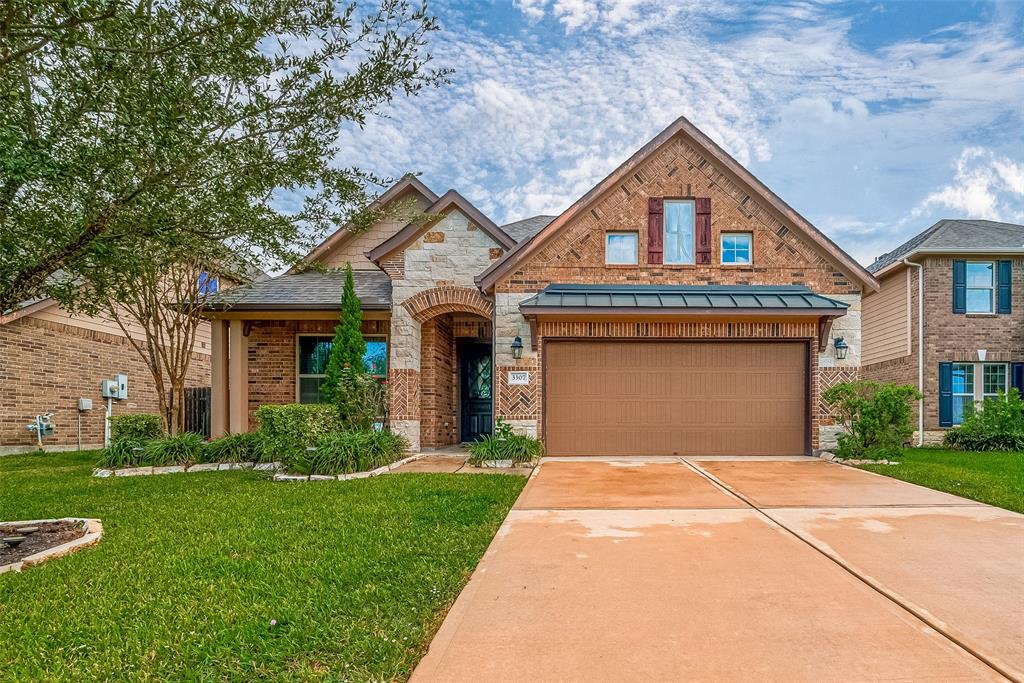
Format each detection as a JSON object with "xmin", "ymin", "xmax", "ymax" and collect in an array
[
  {"xmin": 496, "ymin": 361, "xmax": 541, "ymax": 420},
  {"xmin": 817, "ymin": 367, "xmax": 860, "ymax": 424},
  {"xmin": 388, "ymin": 368, "xmax": 420, "ymax": 420}
]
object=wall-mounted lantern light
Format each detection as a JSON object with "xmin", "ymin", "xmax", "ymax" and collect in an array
[
  {"xmin": 511, "ymin": 336, "xmax": 524, "ymax": 360},
  {"xmin": 833, "ymin": 337, "xmax": 849, "ymax": 361}
]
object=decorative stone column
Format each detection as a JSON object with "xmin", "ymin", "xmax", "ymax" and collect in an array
[{"xmin": 388, "ymin": 306, "xmax": 422, "ymax": 451}]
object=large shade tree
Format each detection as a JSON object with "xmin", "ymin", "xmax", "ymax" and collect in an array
[{"xmin": 0, "ymin": 0, "xmax": 449, "ymax": 312}]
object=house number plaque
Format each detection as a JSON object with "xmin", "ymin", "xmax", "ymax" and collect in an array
[{"xmin": 507, "ymin": 371, "xmax": 530, "ymax": 385}]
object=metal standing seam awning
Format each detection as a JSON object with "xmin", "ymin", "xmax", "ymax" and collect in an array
[{"xmin": 517, "ymin": 284, "xmax": 850, "ymax": 350}]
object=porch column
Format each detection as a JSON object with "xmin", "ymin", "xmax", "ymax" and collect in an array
[
  {"xmin": 228, "ymin": 319, "xmax": 249, "ymax": 433},
  {"xmin": 210, "ymin": 320, "xmax": 229, "ymax": 438}
]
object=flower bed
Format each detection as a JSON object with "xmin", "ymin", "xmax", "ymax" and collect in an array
[
  {"xmin": 273, "ymin": 453, "xmax": 425, "ymax": 481},
  {"xmin": 1, "ymin": 518, "xmax": 102, "ymax": 574}
]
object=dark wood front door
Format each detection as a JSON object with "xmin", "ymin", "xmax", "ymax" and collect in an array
[{"xmin": 459, "ymin": 341, "xmax": 493, "ymax": 442}]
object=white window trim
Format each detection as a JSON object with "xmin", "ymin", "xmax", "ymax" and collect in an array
[
  {"xmin": 966, "ymin": 260, "xmax": 995, "ymax": 314},
  {"xmin": 720, "ymin": 232, "xmax": 753, "ymax": 266},
  {"xmin": 951, "ymin": 362, "xmax": 974, "ymax": 426},
  {"xmin": 663, "ymin": 199, "xmax": 696, "ymax": 265},
  {"xmin": 951, "ymin": 361, "xmax": 1009, "ymax": 424},
  {"xmin": 605, "ymin": 231, "xmax": 638, "ymax": 265},
  {"xmin": 295, "ymin": 332, "xmax": 388, "ymax": 403}
]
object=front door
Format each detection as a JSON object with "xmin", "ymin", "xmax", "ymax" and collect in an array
[{"xmin": 459, "ymin": 341, "xmax": 493, "ymax": 442}]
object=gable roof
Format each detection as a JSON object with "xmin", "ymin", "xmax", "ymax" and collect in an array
[
  {"xmin": 201, "ymin": 270, "xmax": 391, "ymax": 311},
  {"xmin": 292, "ymin": 174, "xmax": 438, "ymax": 272},
  {"xmin": 868, "ymin": 219, "xmax": 1024, "ymax": 274},
  {"xmin": 502, "ymin": 215, "xmax": 557, "ymax": 243},
  {"xmin": 476, "ymin": 115, "xmax": 879, "ymax": 293},
  {"xmin": 367, "ymin": 189, "xmax": 515, "ymax": 263}
]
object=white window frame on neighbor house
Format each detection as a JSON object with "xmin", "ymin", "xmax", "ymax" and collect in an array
[
  {"xmin": 296, "ymin": 333, "xmax": 388, "ymax": 404},
  {"xmin": 605, "ymin": 231, "xmax": 638, "ymax": 265},
  {"xmin": 663, "ymin": 199, "xmax": 695, "ymax": 265},
  {"xmin": 966, "ymin": 261, "xmax": 995, "ymax": 314},
  {"xmin": 720, "ymin": 232, "xmax": 752, "ymax": 265},
  {"xmin": 950, "ymin": 361, "xmax": 1008, "ymax": 425}
]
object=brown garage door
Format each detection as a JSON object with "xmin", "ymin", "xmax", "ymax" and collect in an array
[{"xmin": 544, "ymin": 341, "xmax": 808, "ymax": 457}]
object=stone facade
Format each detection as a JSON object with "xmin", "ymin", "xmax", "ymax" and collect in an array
[
  {"xmin": 863, "ymin": 256, "xmax": 1024, "ymax": 441},
  {"xmin": 491, "ymin": 130, "xmax": 863, "ymax": 449},
  {"xmin": 0, "ymin": 316, "xmax": 210, "ymax": 453}
]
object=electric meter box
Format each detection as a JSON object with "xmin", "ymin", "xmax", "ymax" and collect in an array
[
  {"xmin": 101, "ymin": 379, "xmax": 119, "ymax": 398},
  {"xmin": 115, "ymin": 374, "xmax": 128, "ymax": 399}
]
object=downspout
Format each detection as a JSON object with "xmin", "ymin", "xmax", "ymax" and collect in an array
[{"xmin": 904, "ymin": 258, "xmax": 924, "ymax": 446}]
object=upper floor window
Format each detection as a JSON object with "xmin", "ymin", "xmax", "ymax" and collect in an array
[
  {"xmin": 605, "ymin": 232, "xmax": 638, "ymax": 265},
  {"xmin": 721, "ymin": 233, "xmax": 752, "ymax": 265},
  {"xmin": 664, "ymin": 200, "xmax": 695, "ymax": 265},
  {"xmin": 966, "ymin": 262, "xmax": 994, "ymax": 313},
  {"xmin": 197, "ymin": 271, "xmax": 219, "ymax": 295}
]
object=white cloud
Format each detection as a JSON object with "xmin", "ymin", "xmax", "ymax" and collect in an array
[
  {"xmin": 513, "ymin": 0, "xmax": 548, "ymax": 21},
  {"xmin": 915, "ymin": 148, "xmax": 1024, "ymax": 221}
]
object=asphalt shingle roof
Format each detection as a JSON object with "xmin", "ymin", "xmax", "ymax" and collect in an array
[
  {"xmin": 868, "ymin": 219, "xmax": 1024, "ymax": 273},
  {"xmin": 519, "ymin": 284, "xmax": 849, "ymax": 312},
  {"xmin": 501, "ymin": 215, "xmax": 556, "ymax": 243},
  {"xmin": 202, "ymin": 270, "xmax": 391, "ymax": 310}
]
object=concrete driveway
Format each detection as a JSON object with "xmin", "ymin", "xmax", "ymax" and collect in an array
[{"xmin": 412, "ymin": 457, "xmax": 1024, "ymax": 682}]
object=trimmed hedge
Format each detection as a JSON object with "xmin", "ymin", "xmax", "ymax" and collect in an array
[
  {"xmin": 109, "ymin": 414, "xmax": 163, "ymax": 442},
  {"xmin": 255, "ymin": 403, "xmax": 344, "ymax": 461},
  {"xmin": 290, "ymin": 430, "xmax": 409, "ymax": 475}
]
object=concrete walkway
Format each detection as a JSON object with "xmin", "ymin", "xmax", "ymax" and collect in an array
[{"xmin": 412, "ymin": 457, "xmax": 1024, "ymax": 682}]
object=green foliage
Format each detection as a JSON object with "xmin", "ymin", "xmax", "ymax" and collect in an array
[
  {"xmin": 109, "ymin": 414, "xmax": 163, "ymax": 443},
  {"xmin": 255, "ymin": 404, "xmax": 344, "ymax": 461},
  {"xmin": 321, "ymin": 265, "xmax": 368, "ymax": 415},
  {"xmin": 96, "ymin": 439, "xmax": 146, "ymax": 469},
  {"xmin": 291, "ymin": 430, "xmax": 410, "ymax": 475},
  {"xmin": 140, "ymin": 432, "xmax": 206, "ymax": 466},
  {"xmin": 468, "ymin": 421, "xmax": 544, "ymax": 465},
  {"xmin": 203, "ymin": 432, "xmax": 267, "ymax": 463},
  {"xmin": 1, "ymin": 449, "xmax": 525, "ymax": 680},
  {"xmin": 944, "ymin": 390, "xmax": 1024, "ymax": 451},
  {"xmin": 1, "ymin": 0, "xmax": 449, "ymax": 312},
  {"xmin": 822, "ymin": 381, "xmax": 922, "ymax": 460}
]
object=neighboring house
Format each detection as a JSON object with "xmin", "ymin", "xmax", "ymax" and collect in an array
[
  {"xmin": 201, "ymin": 116, "xmax": 877, "ymax": 456},
  {"xmin": 0, "ymin": 294, "xmax": 212, "ymax": 454},
  {"xmin": 862, "ymin": 219, "xmax": 1024, "ymax": 443}
]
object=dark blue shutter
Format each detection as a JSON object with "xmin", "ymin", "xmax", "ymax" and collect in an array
[
  {"xmin": 997, "ymin": 260, "xmax": 1012, "ymax": 314},
  {"xmin": 1012, "ymin": 363, "xmax": 1024, "ymax": 399},
  {"xmin": 939, "ymin": 362, "xmax": 953, "ymax": 427},
  {"xmin": 952, "ymin": 260, "xmax": 966, "ymax": 314}
]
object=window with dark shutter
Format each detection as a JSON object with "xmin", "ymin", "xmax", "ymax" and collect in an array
[
  {"xmin": 997, "ymin": 260, "xmax": 1012, "ymax": 314},
  {"xmin": 1012, "ymin": 363, "xmax": 1024, "ymax": 397},
  {"xmin": 952, "ymin": 260, "xmax": 966, "ymax": 314},
  {"xmin": 695, "ymin": 198, "xmax": 712, "ymax": 265},
  {"xmin": 647, "ymin": 197, "xmax": 663, "ymax": 264},
  {"xmin": 939, "ymin": 362, "xmax": 953, "ymax": 427}
]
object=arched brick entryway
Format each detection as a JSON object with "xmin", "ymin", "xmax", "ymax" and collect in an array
[{"xmin": 401, "ymin": 286, "xmax": 494, "ymax": 323}]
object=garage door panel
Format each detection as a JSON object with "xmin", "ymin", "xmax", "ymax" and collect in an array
[{"xmin": 545, "ymin": 341, "xmax": 807, "ymax": 456}]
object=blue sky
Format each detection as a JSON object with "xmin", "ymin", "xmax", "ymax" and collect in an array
[{"xmin": 334, "ymin": 0, "xmax": 1024, "ymax": 266}]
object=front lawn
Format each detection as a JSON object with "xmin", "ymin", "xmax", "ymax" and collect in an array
[
  {"xmin": 857, "ymin": 449, "xmax": 1024, "ymax": 513},
  {"xmin": 0, "ymin": 450, "xmax": 524, "ymax": 681}
]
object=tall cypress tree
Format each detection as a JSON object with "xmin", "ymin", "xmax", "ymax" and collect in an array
[{"xmin": 321, "ymin": 264, "xmax": 366, "ymax": 405}]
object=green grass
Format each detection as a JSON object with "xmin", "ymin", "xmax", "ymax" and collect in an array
[
  {"xmin": 858, "ymin": 448, "xmax": 1024, "ymax": 513},
  {"xmin": 0, "ymin": 450, "xmax": 525, "ymax": 681}
]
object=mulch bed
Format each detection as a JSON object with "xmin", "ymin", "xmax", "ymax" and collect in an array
[{"xmin": 0, "ymin": 521, "xmax": 86, "ymax": 565}]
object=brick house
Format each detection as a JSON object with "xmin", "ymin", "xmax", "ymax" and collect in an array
[
  {"xmin": 0, "ymin": 296, "xmax": 211, "ymax": 454},
  {"xmin": 861, "ymin": 219, "xmax": 1024, "ymax": 444},
  {"xmin": 202, "ymin": 116, "xmax": 877, "ymax": 455}
]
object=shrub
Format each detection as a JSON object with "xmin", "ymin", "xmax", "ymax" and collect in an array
[
  {"xmin": 109, "ymin": 414, "xmax": 163, "ymax": 442},
  {"xmin": 321, "ymin": 264, "xmax": 368, "ymax": 415},
  {"xmin": 203, "ymin": 432, "xmax": 266, "ymax": 463},
  {"xmin": 96, "ymin": 439, "xmax": 146, "ymax": 469},
  {"xmin": 468, "ymin": 420, "xmax": 543, "ymax": 465},
  {"xmin": 256, "ymin": 403, "xmax": 344, "ymax": 462},
  {"xmin": 822, "ymin": 380, "xmax": 921, "ymax": 460},
  {"xmin": 140, "ymin": 432, "xmax": 205, "ymax": 466},
  {"xmin": 290, "ymin": 429, "xmax": 409, "ymax": 475},
  {"xmin": 944, "ymin": 390, "xmax": 1024, "ymax": 451}
]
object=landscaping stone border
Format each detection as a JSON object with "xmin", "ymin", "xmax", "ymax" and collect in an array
[
  {"xmin": 92, "ymin": 462, "xmax": 282, "ymax": 478},
  {"xmin": 0, "ymin": 518, "xmax": 103, "ymax": 574},
  {"xmin": 272, "ymin": 453, "xmax": 426, "ymax": 482}
]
